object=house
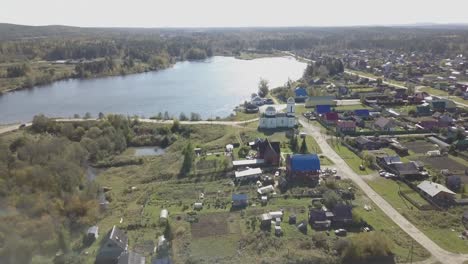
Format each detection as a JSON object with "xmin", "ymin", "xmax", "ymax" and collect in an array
[
  {"xmin": 417, "ymin": 181, "xmax": 456, "ymax": 204},
  {"xmin": 419, "ymin": 119, "xmax": 439, "ymax": 130},
  {"xmin": 392, "ymin": 162, "xmax": 422, "ymax": 179},
  {"xmin": 429, "ymin": 99, "xmax": 457, "ymax": 112},
  {"xmin": 316, "ymin": 105, "xmax": 331, "ymax": 114},
  {"xmin": 286, "ymin": 154, "xmax": 321, "ymax": 184},
  {"xmin": 455, "ymin": 139, "xmax": 468, "ymax": 151},
  {"xmin": 427, "ymin": 136, "xmax": 451, "ymax": 151},
  {"xmin": 117, "ymin": 251, "xmax": 145, "ymax": 264},
  {"xmin": 447, "ymin": 176, "xmax": 462, "ymax": 192},
  {"xmin": 373, "ymin": 117, "xmax": 396, "ymax": 131},
  {"xmin": 416, "ymin": 105, "xmax": 432, "ymax": 116},
  {"xmin": 256, "ymin": 139, "xmax": 281, "ymax": 166},
  {"xmin": 332, "ymin": 205, "xmax": 353, "ymax": 225},
  {"xmin": 355, "ymin": 136, "xmax": 380, "ymax": 150},
  {"xmin": 377, "ymin": 155, "xmax": 401, "ymax": 171},
  {"xmin": 258, "ymin": 98, "xmax": 296, "ymax": 129},
  {"xmin": 439, "ymin": 114, "xmax": 454, "ymax": 126},
  {"xmin": 232, "ymin": 194, "xmax": 248, "ymax": 208},
  {"xmin": 323, "ymin": 112, "xmax": 339, "ymax": 124},
  {"xmin": 295, "ymin": 87, "xmax": 308, "ymax": 102},
  {"xmin": 96, "ymin": 226, "xmax": 128, "ymax": 263},
  {"xmin": 410, "ymin": 92, "xmax": 430, "ymax": 103},
  {"xmin": 251, "ymin": 96, "xmax": 264, "ymax": 106},
  {"xmin": 336, "ymin": 121, "xmax": 356, "ymax": 133},
  {"xmin": 308, "ymin": 209, "xmax": 331, "ymax": 229},
  {"xmin": 354, "ymin": 109, "xmax": 370, "ymax": 118}
]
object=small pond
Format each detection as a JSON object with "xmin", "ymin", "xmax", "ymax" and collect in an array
[{"xmin": 134, "ymin": 146, "xmax": 166, "ymax": 157}]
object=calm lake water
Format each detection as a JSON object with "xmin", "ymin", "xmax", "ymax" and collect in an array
[
  {"xmin": 0, "ymin": 56, "xmax": 306, "ymax": 124},
  {"xmin": 134, "ymin": 146, "xmax": 166, "ymax": 157}
]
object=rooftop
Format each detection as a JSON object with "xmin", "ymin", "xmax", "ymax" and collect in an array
[{"xmin": 417, "ymin": 180, "xmax": 455, "ymax": 197}]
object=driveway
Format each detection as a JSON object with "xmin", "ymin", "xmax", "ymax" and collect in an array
[{"xmin": 299, "ymin": 118, "xmax": 468, "ymax": 264}]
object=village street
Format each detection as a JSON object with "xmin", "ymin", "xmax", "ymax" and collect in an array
[{"xmin": 299, "ymin": 118, "xmax": 468, "ymax": 264}]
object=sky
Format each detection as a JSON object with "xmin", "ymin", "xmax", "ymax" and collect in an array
[{"xmin": 1, "ymin": 0, "xmax": 468, "ymax": 28}]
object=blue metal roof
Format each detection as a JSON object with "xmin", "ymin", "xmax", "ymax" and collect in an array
[
  {"xmin": 290, "ymin": 154, "xmax": 320, "ymax": 171},
  {"xmin": 232, "ymin": 194, "xmax": 248, "ymax": 201},
  {"xmin": 295, "ymin": 87, "xmax": 308, "ymax": 97},
  {"xmin": 316, "ymin": 105, "xmax": 331, "ymax": 114},
  {"xmin": 354, "ymin": 109, "xmax": 370, "ymax": 117}
]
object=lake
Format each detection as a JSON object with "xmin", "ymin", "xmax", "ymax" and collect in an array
[{"xmin": 0, "ymin": 56, "xmax": 307, "ymax": 124}]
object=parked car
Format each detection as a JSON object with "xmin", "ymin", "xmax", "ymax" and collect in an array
[{"xmin": 335, "ymin": 229, "xmax": 347, "ymax": 236}]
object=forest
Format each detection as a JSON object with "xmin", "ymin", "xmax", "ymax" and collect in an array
[{"xmin": 1, "ymin": 24, "xmax": 468, "ymax": 92}]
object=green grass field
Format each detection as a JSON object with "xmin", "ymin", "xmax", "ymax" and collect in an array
[
  {"xmin": 327, "ymin": 139, "xmax": 374, "ymax": 175},
  {"xmin": 367, "ymin": 177, "xmax": 468, "ymax": 253}
]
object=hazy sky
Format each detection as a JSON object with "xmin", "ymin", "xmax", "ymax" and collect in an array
[{"xmin": 1, "ymin": 0, "xmax": 468, "ymax": 27}]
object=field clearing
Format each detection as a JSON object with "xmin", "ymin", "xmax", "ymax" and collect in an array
[
  {"xmin": 404, "ymin": 141, "xmax": 438, "ymax": 154},
  {"xmin": 191, "ymin": 212, "xmax": 232, "ymax": 238},
  {"xmin": 421, "ymin": 156, "xmax": 467, "ymax": 171}
]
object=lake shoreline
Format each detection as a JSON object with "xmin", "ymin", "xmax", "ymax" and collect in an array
[
  {"xmin": 0, "ymin": 51, "xmax": 288, "ymax": 96},
  {"xmin": 0, "ymin": 56, "xmax": 307, "ymax": 124}
]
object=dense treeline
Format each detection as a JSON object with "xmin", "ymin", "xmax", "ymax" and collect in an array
[
  {"xmin": 1, "ymin": 24, "xmax": 468, "ymax": 93},
  {"xmin": 0, "ymin": 114, "xmax": 190, "ymax": 263},
  {"xmin": 304, "ymin": 57, "xmax": 344, "ymax": 79}
]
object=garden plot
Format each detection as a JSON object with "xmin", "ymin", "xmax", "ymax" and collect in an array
[{"xmin": 404, "ymin": 141, "xmax": 438, "ymax": 154}]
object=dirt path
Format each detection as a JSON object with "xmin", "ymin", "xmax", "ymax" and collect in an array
[{"xmin": 299, "ymin": 118, "xmax": 468, "ymax": 264}]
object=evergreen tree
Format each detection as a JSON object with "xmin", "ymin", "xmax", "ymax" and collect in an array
[
  {"xmin": 299, "ymin": 137, "xmax": 308, "ymax": 154},
  {"xmin": 180, "ymin": 142, "xmax": 194, "ymax": 176}
]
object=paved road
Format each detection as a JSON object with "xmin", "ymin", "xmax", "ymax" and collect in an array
[
  {"xmin": 0, "ymin": 118, "xmax": 260, "ymax": 136},
  {"xmin": 299, "ymin": 118, "xmax": 468, "ymax": 264}
]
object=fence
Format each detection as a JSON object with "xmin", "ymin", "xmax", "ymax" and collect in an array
[
  {"xmin": 400, "ymin": 178, "xmax": 444, "ymax": 211},
  {"xmin": 398, "ymin": 190, "xmax": 434, "ymax": 211}
]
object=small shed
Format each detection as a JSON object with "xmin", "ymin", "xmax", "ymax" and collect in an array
[
  {"xmin": 235, "ymin": 168, "xmax": 263, "ymax": 180},
  {"xmin": 194, "ymin": 202, "xmax": 203, "ymax": 210},
  {"xmin": 274, "ymin": 226, "xmax": 283, "ymax": 236},
  {"xmin": 194, "ymin": 148, "xmax": 202, "ymax": 156},
  {"xmin": 225, "ymin": 144, "xmax": 234, "ymax": 153},
  {"xmin": 257, "ymin": 185, "xmax": 275, "ymax": 195},
  {"xmin": 462, "ymin": 211, "xmax": 468, "ymax": 225},
  {"xmin": 288, "ymin": 215, "xmax": 297, "ymax": 224},
  {"xmin": 260, "ymin": 213, "xmax": 272, "ymax": 228},
  {"xmin": 297, "ymin": 221, "xmax": 308, "ymax": 234},
  {"xmin": 157, "ymin": 235, "xmax": 168, "ymax": 253},
  {"xmin": 160, "ymin": 209, "xmax": 168, "ymax": 222},
  {"xmin": 85, "ymin": 226, "xmax": 99, "ymax": 245},
  {"xmin": 232, "ymin": 194, "xmax": 248, "ymax": 208},
  {"xmin": 269, "ymin": 211, "xmax": 283, "ymax": 219}
]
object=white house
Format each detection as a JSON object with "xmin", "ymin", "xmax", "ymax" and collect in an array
[{"xmin": 258, "ymin": 97, "xmax": 296, "ymax": 129}]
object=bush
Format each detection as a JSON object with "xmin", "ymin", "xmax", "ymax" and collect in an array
[{"xmin": 341, "ymin": 232, "xmax": 392, "ymax": 262}]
